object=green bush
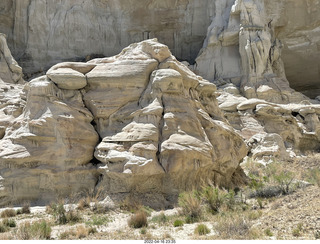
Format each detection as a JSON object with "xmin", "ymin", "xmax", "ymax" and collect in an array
[
  {"xmin": 292, "ymin": 223, "xmax": 303, "ymax": 237},
  {"xmin": 86, "ymin": 215, "xmax": 109, "ymax": 226},
  {"xmin": 47, "ymin": 202, "xmax": 67, "ymax": 225},
  {"xmin": 128, "ymin": 211, "xmax": 148, "ymax": 228},
  {"xmin": 2, "ymin": 218, "xmax": 16, "ymax": 228},
  {"xmin": 0, "ymin": 223, "xmax": 9, "ymax": 233},
  {"xmin": 173, "ymin": 219, "xmax": 184, "ymax": 227},
  {"xmin": 265, "ymin": 228, "xmax": 273, "ymax": 237},
  {"xmin": 201, "ymin": 187, "xmax": 224, "ymax": 214},
  {"xmin": 194, "ymin": 224, "xmax": 210, "ymax": 235}
]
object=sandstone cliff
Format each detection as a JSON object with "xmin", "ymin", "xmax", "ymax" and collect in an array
[
  {"xmin": 0, "ymin": 0, "xmax": 319, "ymax": 97},
  {"xmin": 0, "ymin": 38, "xmax": 248, "ymax": 207}
]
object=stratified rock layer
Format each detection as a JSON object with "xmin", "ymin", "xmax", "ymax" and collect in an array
[{"xmin": 0, "ymin": 38, "xmax": 248, "ymax": 207}]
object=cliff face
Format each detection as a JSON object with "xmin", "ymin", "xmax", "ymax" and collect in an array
[
  {"xmin": 195, "ymin": 0, "xmax": 320, "ymax": 99},
  {"xmin": 1, "ymin": 0, "xmax": 319, "ymax": 97},
  {"xmin": 0, "ymin": 0, "xmax": 214, "ymax": 75}
]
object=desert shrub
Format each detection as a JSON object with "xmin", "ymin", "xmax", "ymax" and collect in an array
[
  {"xmin": 178, "ymin": 191, "xmax": 202, "ymax": 223},
  {"xmin": 120, "ymin": 195, "xmax": 142, "ymax": 213},
  {"xmin": 16, "ymin": 220, "xmax": 51, "ymax": 240},
  {"xmin": 128, "ymin": 211, "xmax": 148, "ymax": 228},
  {"xmin": 76, "ymin": 225, "xmax": 89, "ymax": 239},
  {"xmin": 47, "ymin": 202, "xmax": 67, "ymax": 225},
  {"xmin": 247, "ymin": 210, "xmax": 262, "ymax": 221},
  {"xmin": 140, "ymin": 227, "xmax": 147, "ymax": 235},
  {"xmin": 292, "ymin": 223, "xmax": 303, "ymax": 237},
  {"xmin": 85, "ymin": 215, "xmax": 109, "ymax": 226},
  {"xmin": 66, "ymin": 209, "xmax": 82, "ymax": 224},
  {"xmin": 173, "ymin": 219, "xmax": 184, "ymax": 227},
  {"xmin": 304, "ymin": 168, "xmax": 320, "ymax": 186},
  {"xmin": 265, "ymin": 228, "xmax": 273, "ymax": 237},
  {"xmin": 59, "ymin": 230, "xmax": 76, "ymax": 240},
  {"xmin": 151, "ymin": 212, "xmax": 168, "ymax": 224},
  {"xmin": 16, "ymin": 203, "xmax": 30, "ymax": 215},
  {"xmin": 201, "ymin": 187, "xmax": 225, "ymax": 214},
  {"xmin": 21, "ymin": 203, "xmax": 31, "ymax": 214},
  {"xmin": 0, "ymin": 223, "xmax": 9, "ymax": 233},
  {"xmin": 77, "ymin": 197, "xmax": 91, "ymax": 210},
  {"xmin": 194, "ymin": 224, "xmax": 210, "ymax": 235},
  {"xmin": 273, "ymin": 170, "xmax": 295, "ymax": 195},
  {"xmin": 2, "ymin": 219, "xmax": 16, "ymax": 228},
  {"xmin": 1, "ymin": 209, "xmax": 16, "ymax": 218},
  {"xmin": 215, "ymin": 214, "xmax": 251, "ymax": 239}
]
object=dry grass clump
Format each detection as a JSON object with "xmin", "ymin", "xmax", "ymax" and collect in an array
[
  {"xmin": 128, "ymin": 211, "xmax": 148, "ymax": 228},
  {"xmin": 194, "ymin": 224, "xmax": 210, "ymax": 235},
  {"xmin": 75, "ymin": 225, "xmax": 89, "ymax": 239},
  {"xmin": 16, "ymin": 203, "xmax": 31, "ymax": 215},
  {"xmin": 59, "ymin": 225, "xmax": 96, "ymax": 240},
  {"xmin": 178, "ymin": 191, "xmax": 202, "ymax": 223},
  {"xmin": 59, "ymin": 230, "xmax": 77, "ymax": 240},
  {"xmin": 15, "ymin": 220, "xmax": 51, "ymax": 240},
  {"xmin": 120, "ymin": 195, "xmax": 143, "ymax": 213},
  {"xmin": 47, "ymin": 201, "xmax": 82, "ymax": 225},
  {"xmin": 1, "ymin": 209, "xmax": 16, "ymax": 218},
  {"xmin": 77, "ymin": 197, "xmax": 91, "ymax": 211},
  {"xmin": 214, "ymin": 213, "xmax": 255, "ymax": 239}
]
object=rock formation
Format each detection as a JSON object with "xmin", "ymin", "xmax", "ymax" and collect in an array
[
  {"xmin": 1, "ymin": 0, "xmax": 214, "ymax": 78},
  {"xmin": 1, "ymin": 0, "xmax": 319, "ymax": 97},
  {"xmin": 0, "ymin": 38, "xmax": 248, "ymax": 207},
  {"xmin": 194, "ymin": 0, "xmax": 320, "ymax": 164},
  {"xmin": 0, "ymin": 0, "xmax": 319, "ymax": 208}
]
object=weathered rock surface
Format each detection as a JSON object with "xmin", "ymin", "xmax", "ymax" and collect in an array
[
  {"xmin": 0, "ymin": 38, "xmax": 248, "ymax": 207},
  {"xmin": 194, "ymin": 0, "xmax": 320, "ymax": 100},
  {"xmin": 1, "ymin": 0, "xmax": 215, "ymax": 78},
  {"xmin": 217, "ymin": 88, "xmax": 320, "ymax": 164},
  {"xmin": 1, "ymin": 0, "xmax": 319, "ymax": 98}
]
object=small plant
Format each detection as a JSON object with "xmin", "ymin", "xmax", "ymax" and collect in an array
[
  {"xmin": 21, "ymin": 203, "xmax": 31, "ymax": 214},
  {"xmin": 77, "ymin": 197, "xmax": 91, "ymax": 210},
  {"xmin": 2, "ymin": 218, "xmax": 16, "ymax": 228},
  {"xmin": 265, "ymin": 228, "xmax": 273, "ymax": 237},
  {"xmin": 304, "ymin": 168, "xmax": 320, "ymax": 186},
  {"xmin": 257, "ymin": 198, "xmax": 264, "ymax": 209},
  {"xmin": 178, "ymin": 191, "xmax": 202, "ymax": 223},
  {"xmin": 292, "ymin": 223, "xmax": 303, "ymax": 237},
  {"xmin": 151, "ymin": 212, "xmax": 168, "ymax": 224},
  {"xmin": 201, "ymin": 186, "xmax": 224, "ymax": 214},
  {"xmin": 128, "ymin": 211, "xmax": 148, "ymax": 228},
  {"xmin": 173, "ymin": 219, "xmax": 184, "ymax": 227},
  {"xmin": 76, "ymin": 225, "xmax": 89, "ymax": 239},
  {"xmin": 140, "ymin": 227, "xmax": 147, "ymax": 235},
  {"xmin": 59, "ymin": 230, "xmax": 76, "ymax": 240},
  {"xmin": 194, "ymin": 224, "xmax": 210, "ymax": 235},
  {"xmin": 47, "ymin": 202, "xmax": 67, "ymax": 225},
  {"xmin": 1, "ymin": 209, "xmax": 16, "ymax": 218},
  {"xmin": 215, "ymin": 214, "xmax": 252, "ymax": 239},
  {"xmin": 66, "ymin": 209, "xmax": 82, "ymax": 224},
  {"xmin": 86, "ymin": 215, "xmax": 109, "ymax": 226},
  {"xmin": 273, "ymin": 170, "xmax": 295, "ymax": 195},
  {"xmin": 0, "ymin": 223, "xmax": 9, "ymax": 233},
  {"xmin": 120, "ymin": 195, "xmax": 142, "ymax": 213},
  {"xmin": 247, "ymin": 210, "xmax": 262, "ymax": 221},
  {"xmin": 16, "ymin": 220, "xmax": 51, "ymax": 240}
]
